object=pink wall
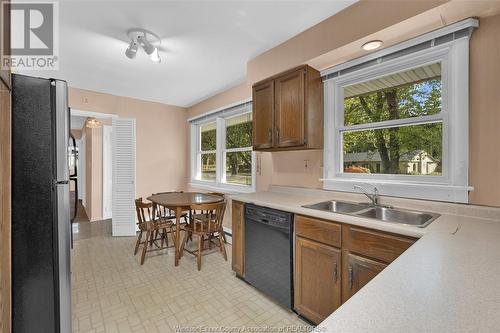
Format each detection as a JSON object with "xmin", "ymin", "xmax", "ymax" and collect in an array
[{"xmin": 69, "ymin": 88, "xmax": 188, "ymax": 220}]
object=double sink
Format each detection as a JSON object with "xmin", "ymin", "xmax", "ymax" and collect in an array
[{"xmin": 302, "ymin": 200, "xmax": 440, "ymax": 228}]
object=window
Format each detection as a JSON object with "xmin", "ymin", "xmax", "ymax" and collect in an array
[
  {"xmin": 199, "ymin": 122, "xmax": 217, "ymax": 182},
  {"xmin": 224, "ymin": 113, "xmax": 252, "ymax": 186},
  {"xmin": 323, "ymin": 20, "xmax": 476, "ymax": 203},
  {"xmin": 341, "ymin": 64, "xmax": 443, "ymax": 177},
  {"xmin": 190, "ymin": 101, "xmax": 254, "ymax": 192}
]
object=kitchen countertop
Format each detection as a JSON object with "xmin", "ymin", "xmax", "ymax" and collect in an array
[{"xmin": 230, "ymin": 187, "xmax": 500, "ymax": 332}]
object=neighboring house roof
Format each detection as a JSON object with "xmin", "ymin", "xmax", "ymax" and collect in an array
[
  {"xmin": 344, "ymin": 63, "xmax": 441, "ymax": 98},
  {"xmin": 344, "ymin": 150, "xmax": 438, "ymax": 163}
]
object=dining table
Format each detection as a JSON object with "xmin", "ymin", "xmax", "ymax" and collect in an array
[{"xmin": 146, "ymin": 192, "xmax": 224, "ymax": 266}]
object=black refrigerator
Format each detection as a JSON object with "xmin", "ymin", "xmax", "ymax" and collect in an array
[{"xmin": 11, "ymin": 74, "xmax": 72, "ymax": 333}]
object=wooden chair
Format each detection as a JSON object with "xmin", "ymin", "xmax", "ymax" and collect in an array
[
  {"xmin": 190, "ymin": 192, "xmax": 227, "ymax": 243},
  {"xmin": 152, "ymin": 191, "xmax": 190, "ymax": 244},
  {"xmin": 134, "ymin": 198, "xmax": 174, "ymax": 265},
  {"xmin": 180, "ymin": 201, "xmax": 227, "ymax": 270}
]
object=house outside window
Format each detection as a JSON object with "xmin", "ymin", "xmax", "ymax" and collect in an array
[
  {"xmin": 190, "ymin": 100, "xmax": 255, "ymax": 193},
  {"xmin": 322, "ymin": 19, "xmax": 477, "ymax": 203}
]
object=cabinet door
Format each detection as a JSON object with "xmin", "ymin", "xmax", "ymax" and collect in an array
[
  {"xmin": 342, "ymin": 252, "xmax": 387, "ymax": 302},
  {"xmin": 275, "ymin": 68, "xmax": 305, "ymax": 148},
  {"xmin": 231, "ymin": 201, "xmax": 245, "ymax": 277},
  {"xmin": 252, "ymin": 80, "xmax": 274, "ymax": 149},
  {"xmin": 295, "ymin": 236, "xmax": 341, "ymax": 324}
]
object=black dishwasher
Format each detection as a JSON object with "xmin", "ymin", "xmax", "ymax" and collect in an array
[{"xmin": 244, "ymin": 204, "xmax": 293, "ymax": 309}]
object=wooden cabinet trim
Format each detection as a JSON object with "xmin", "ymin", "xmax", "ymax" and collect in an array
[
  {"xmin": 253, "ymin": 65, "xmax": 309, "ymax": 87},
  {"xmin": 0, "ymin": 77, "xmax": 11, "ymax": 333},
  {"xmin": 295, "ymin": 215, "xmax": 341, "ymax": 248},
  {"xmin": 231, "ymin": 201, "xmax": 245, "ymax": 277}
]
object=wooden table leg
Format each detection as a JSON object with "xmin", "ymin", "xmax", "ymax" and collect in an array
[{"xmin": 175, "ymin": 206, "xmax": 181, "ymax": 266}]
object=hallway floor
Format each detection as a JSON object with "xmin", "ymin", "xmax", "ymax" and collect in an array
[{"xmin": 71, "ymin": 219, "xmax": 309, "ymax": 333}]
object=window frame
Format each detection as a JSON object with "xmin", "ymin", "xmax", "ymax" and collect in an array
[
  {"xmin": 323, "ymin": 37, "xmax": 472, "ymax": 203},
  {"xmin": 190, "ymin": 110, "xmax": 255, "ymax": 193}
]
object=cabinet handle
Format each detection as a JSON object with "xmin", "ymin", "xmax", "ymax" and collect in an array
[
  {"xmin": 333, "ymin": 262, "xmax": 338, "ymax": 282},
  {"xmin": 348, "ymin": 265, "xmax": 354, "ymax": 290},
  {"xmin": 268, "ymin": 128, "xmax": 272, "ymax": 143},
  {"xmin": 276, "ymin": 128, "xmax": 280, "ymax": 142}
]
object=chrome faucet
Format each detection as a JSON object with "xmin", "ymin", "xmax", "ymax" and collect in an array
[{"xmin": 354, "ymin": 184, "xmax": 379, "ymax": 206}]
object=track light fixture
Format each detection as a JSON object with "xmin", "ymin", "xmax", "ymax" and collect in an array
[
  {"xmin": 125, "ymin": 40, "xmax": 138, "ymax": 59},
  {"xmin": 125, "ymin": 28, "xmax": 162, "ymax": 63}
]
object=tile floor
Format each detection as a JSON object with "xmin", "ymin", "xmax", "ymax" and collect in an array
[{"xmin": 71, "ymin": 219, "xmax": 310, "ymax": 333}]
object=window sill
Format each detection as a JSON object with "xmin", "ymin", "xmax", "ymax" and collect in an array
[
  {"xmin": 323, "ymin": 178, "xmax": 473, "ymax": 203},
  {"xmin": 189, "ymin": 180, "xmax": 255, "ymax": 194}
]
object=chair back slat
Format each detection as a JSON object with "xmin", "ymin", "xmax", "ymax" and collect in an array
[{"xmin": 135, "ymin": 198, "xmax": 154, "ymax": 224}]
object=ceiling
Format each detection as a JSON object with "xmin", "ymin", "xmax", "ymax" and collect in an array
[{"xmin": 17, "ymin": 1, "xmax": 356, "ymax": 107}]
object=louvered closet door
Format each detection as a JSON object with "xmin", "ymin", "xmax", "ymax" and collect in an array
[{"xmin": 112, "ymin": 118, "xmax": 136, "ymax": 236}]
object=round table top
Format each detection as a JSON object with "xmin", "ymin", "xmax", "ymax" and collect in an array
[{"xmin": 146, "ymin": 192, "xmax": 224, "ymax": 208}]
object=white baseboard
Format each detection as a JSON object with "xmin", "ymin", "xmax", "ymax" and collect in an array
[{"xmin": 223, "ymin": 226, "xmax": 232, "ymax": 244}]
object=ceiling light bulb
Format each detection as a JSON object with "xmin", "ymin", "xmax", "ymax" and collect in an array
[
  {"xmin": 362, "ymin": 40, "xmax": 383, "ymax": 51},
  {"xmin": 125, "ymin": 40, "xmax": 138, "ymax": 59},
  {"xmin": 150, "ymin": 48, "xmax": 161, "ymax": 63},
  {"xmin": 140, "ymin": 36, "xmax": 156, "ymax": 55}
]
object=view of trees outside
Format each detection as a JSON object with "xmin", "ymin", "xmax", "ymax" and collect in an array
[
  {"xmin": 200, "ymin": 122, "xmax": 216, "ymax": 181},
  {"xmin": 225, "ymin": 113, "xmax": 252, "ymax": 185},
  {"xmin": 342, "ymin": 63, "xmax": 443, "ymax": 176},
  {"xmin": 199, "ymin": 113, "xmax": 252, "ymax": 185}
]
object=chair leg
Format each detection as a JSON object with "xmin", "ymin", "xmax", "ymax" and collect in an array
[
  {"xmin": 141, "ymin": 231, "xmax": 150, "ymax": 265},
  {"xmin": 179, "ymin": 230, "xmax": 188, "ymax": 258},
  {"xmin": 197, "ymin": 235, "xmax": 203, "ymax": 271},
  {"xmin": 149, "ymin": 231, "xmax": 155, "ymax": 247},
  {"xmin": 160, "ymin": 229, "xmax": 165, "ymax": 248},
  {"xmin": 134, "ymin": 231, "xmax": 143, "ymax": 255},
  {"xmin": 219, "ymin": 233, "xmax": 227, "ymax": 261},
  {"xmin": 165, "ymin": 228, "xmax": 170, "ymax": 247},
  {"xmin": 221, "ymin": 231, "xmax": 227, "ymax": 244}
]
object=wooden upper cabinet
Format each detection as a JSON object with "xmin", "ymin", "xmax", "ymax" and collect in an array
[
  {"xmin": 252, "ymin": 80, "xmax": 274, "ymax": 150},
  {"xmin": 295, "ymin": 236, "xmax": 341, "ymax": 324},
  {"xmin": 231, "ymin": 201, "xmax": 245, "ymax": 277},
  {"xmin": 252, "ymin": 65, "xmax": 323, "ymax": 151},
  {"xmin": 342, "ymin": 252, "xmax": 386, "ymax": 302}
]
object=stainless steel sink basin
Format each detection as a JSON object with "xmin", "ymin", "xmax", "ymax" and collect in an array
[
  {"xmin": 302, "ymin": 200, "xmax": 440, "ymax": 228},
  {"xmin": 303, "ymin": 200, "xmax": 369, "ymax": 214},
  {"xmin": 356, "ymin": 206, "xmax": 439, "ymax": 227}
]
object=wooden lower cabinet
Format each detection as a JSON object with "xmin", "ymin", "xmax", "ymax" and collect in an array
[
  {"xmin": 342, "ymin": 252, "xmax": 387, "ymax": 302},
  {"xmin": 294, "ymin": 236, "xmax": 341, "ymax": 324},
  {"xmin": 293, "ymin": 214, "xmax": 417, "ymax": 324},
  {"xmin": 231, "ymin": 201, "xmax": 245, "ymax": 277}
]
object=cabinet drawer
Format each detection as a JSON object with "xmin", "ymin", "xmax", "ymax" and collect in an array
[
  {"xmin": 295, "ymin": 215, "xmax": 341, "ymax": 248},
  {"xmin": 344, "ymin": 226, "xmax": 415, "ymax": 263}
]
